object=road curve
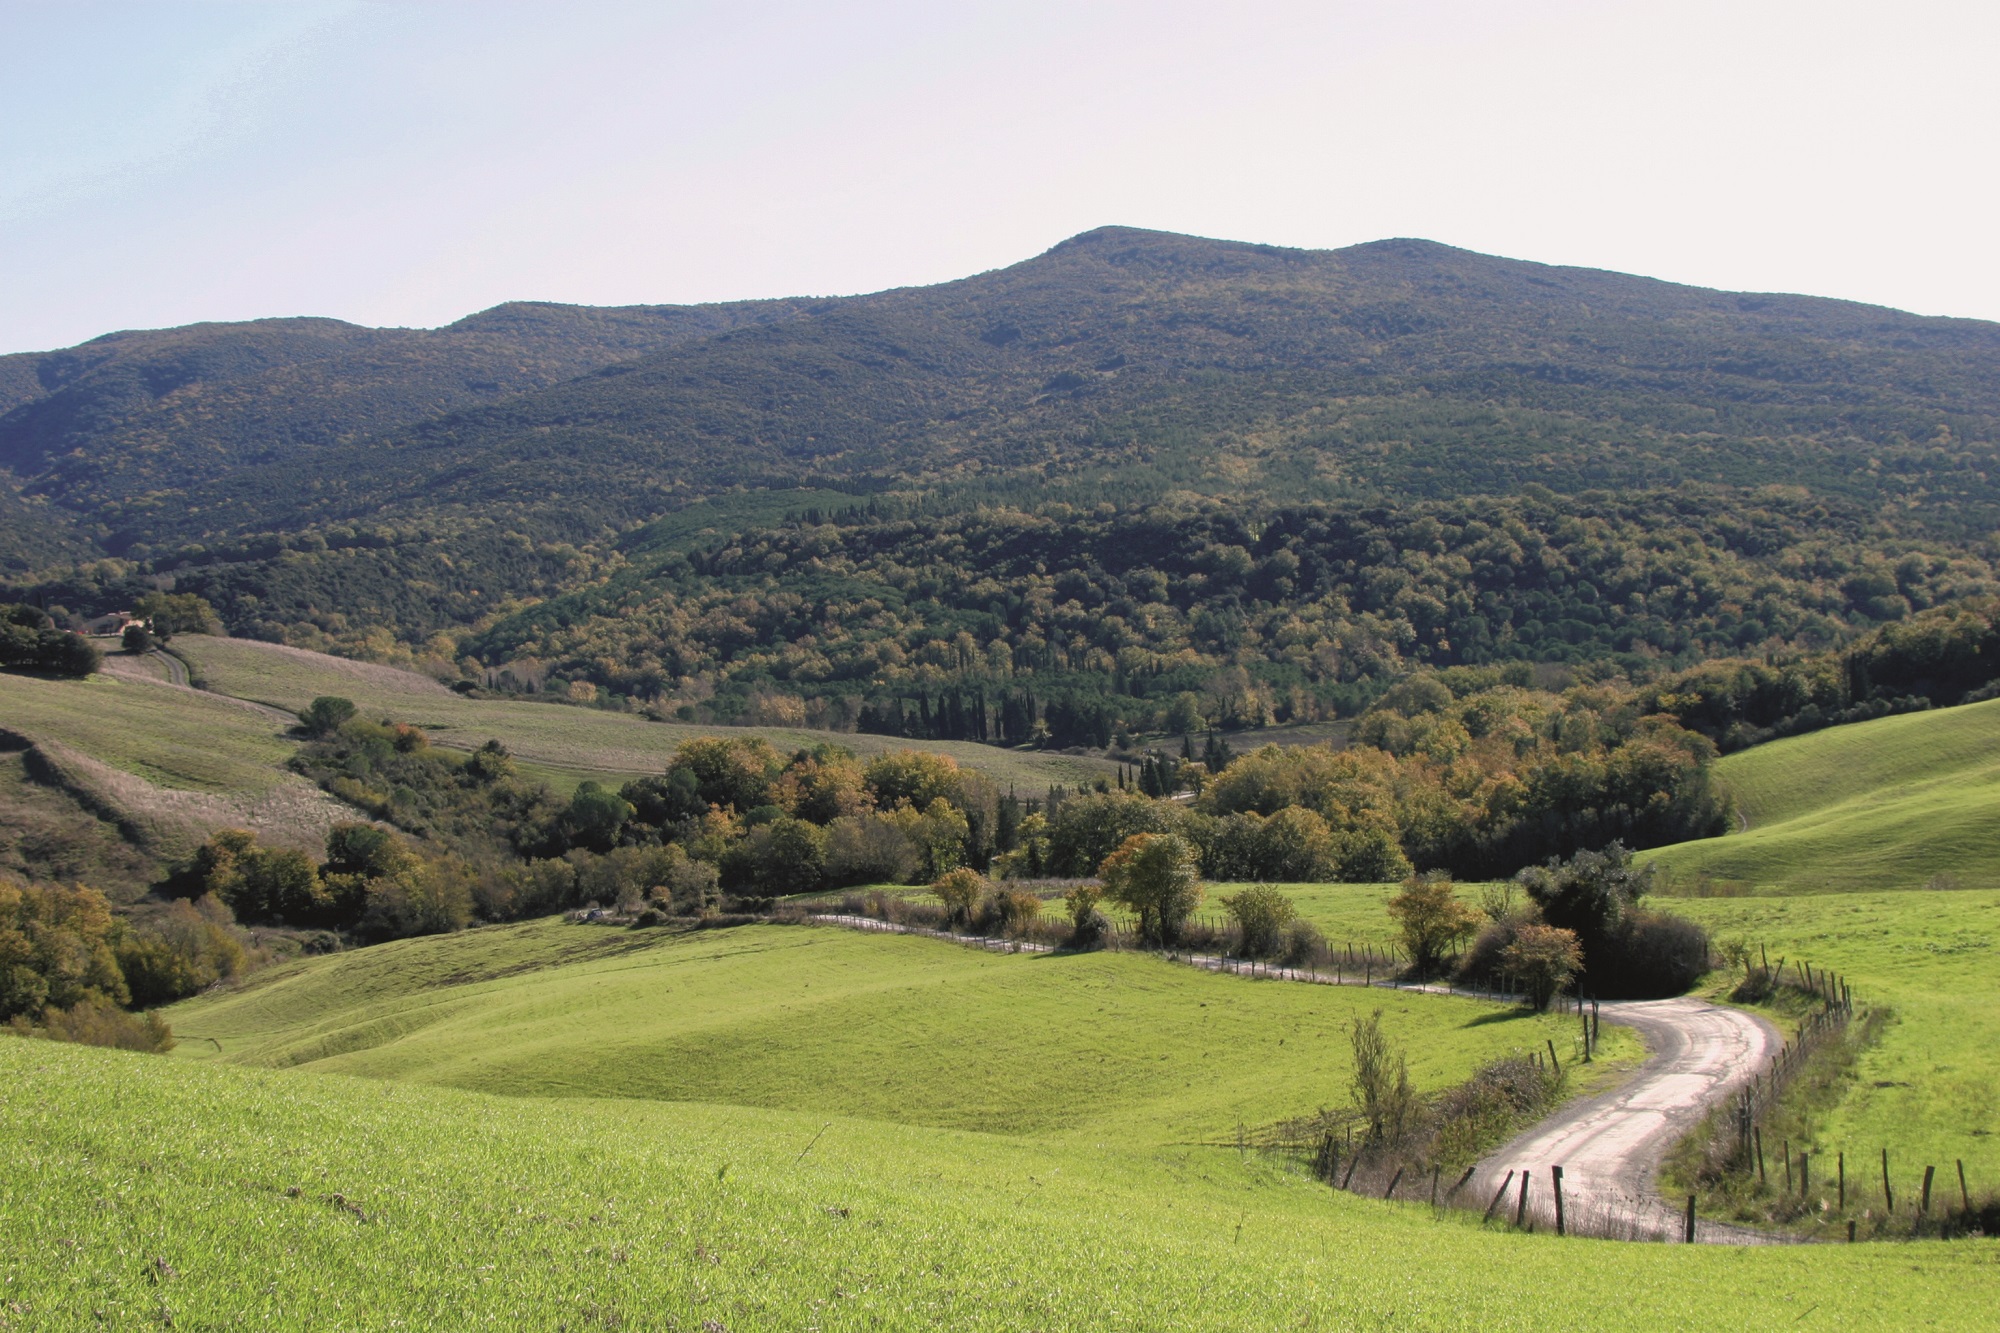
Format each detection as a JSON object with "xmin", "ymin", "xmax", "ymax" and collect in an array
[{"xmin": 1465, "ymin": 996, "xmax": 1780, "ymax": 1240}]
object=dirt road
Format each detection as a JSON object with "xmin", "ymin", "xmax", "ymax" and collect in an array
[{"xmin": 1464, "ymin": 996, "xmax": 1780, "ymax": 1240}]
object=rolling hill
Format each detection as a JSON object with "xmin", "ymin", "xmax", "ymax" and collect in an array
[{"xmin": 1644, "ymin": 696, "xmax": 2000, "ymax": 895}]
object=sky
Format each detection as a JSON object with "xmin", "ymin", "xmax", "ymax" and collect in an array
[{"xmin": 2, "ymin": 0, "xmax": 1996, "ymax": 354}]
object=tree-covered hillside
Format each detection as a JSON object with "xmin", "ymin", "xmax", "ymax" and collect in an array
[{"xmin": 7, "ymin": 225, "xmax": 2000, "ymax": 698}]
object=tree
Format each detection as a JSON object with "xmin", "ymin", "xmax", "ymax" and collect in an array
[
  {"xmin": 1386, "ymin": 871, "xmax": 1480, "ymax": 975},
  {"xmin": 562, "ymin": 781, "xmax": 634, "ymax": 854},
  {"xmin": 1099, "ymin": 833, "xmax": 1203, "ymax": 947},
  {"xmin": 121, "ymin": 623, "xmax": 155, "ymax": 654},
  {"xmin": 132, "ymin": 592, "xmax": 219, "ymax": 638},
  {"xmin": 1501, "ymin": 924, "xmax": 1583, "ymax": 1011},
  {"xmin": 299, "ymin": 695, "xmax": 358, "ymax": 738},
  {"xmin": 1350, "ymin": 1009, "xmax": 1415, "ymax": 1145},
  {"xmin": 1516, "ymin": 843, "xmax": 1652, "ymax": 952},
  {"xmin": 1222, "ymin": 884, "xmax": 1296, "ymax": 958},
  {"xmin": 740, "ymin": 817, "xmax": 827, "ymax": 897},
  {"xmin": 932, "ymin": 867, "xmax": 985, "ymax": 926}
]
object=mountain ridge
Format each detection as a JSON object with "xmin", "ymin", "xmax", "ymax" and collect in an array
[{"xmin": 5, "ymin": 225, "xmax": 1999, "ymax": 647}]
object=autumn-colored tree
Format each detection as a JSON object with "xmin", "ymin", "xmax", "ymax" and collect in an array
[
  {"xmin": 1386, "ymin": 870, "xmax": 1481, "ymax": 975},
  {"xmin": 1099, "ymin": 833, "xmax": 1203, "ymax": 947},
  {"xmin": 932, "ymin": 867, "xmax": 986, "ymax": 926},
  {"xmin": 1501, "ymin": 924, "xmax": 1584, "ymax": 1011}
]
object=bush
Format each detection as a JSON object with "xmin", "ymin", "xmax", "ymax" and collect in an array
[
  {"xmin": 1386, "ymin": 871, "xmax": 1479, "ymax": 975},
  {"xmin": 299, "ymin": 695, "xmax": 358, "ymax": 737},
  {"xmin": 1501, "ymin": 924, "xmax": 1584, "ymax": 1011},
  {"xmin": 1064, "ymin": 884, "xmax": 1108, "ymax": 949},
  {"xmin": 1222, "ymin": 884, "xmax": 1296, "ymax": 959},
  {"xmin": 1351, "ymin": 1009, "xmax": 1416, "ymax": 1145},
  {"xmin": 1279, "ymin": 918, "xmax": 1328, "ymax": 968},
  {"xmin": 1589, "ymin": 909, "xmax": 1711, "ymax": 998},
  {"xmin": 10, "ymin": 996, "xmax": 174, "ymax": 1053}
]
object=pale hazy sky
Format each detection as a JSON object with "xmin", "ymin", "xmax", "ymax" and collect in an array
[{"xmin": 2, "ymin": 0, "xmax": 1995, "ymax": 354}]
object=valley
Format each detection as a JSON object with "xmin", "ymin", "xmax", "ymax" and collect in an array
[{"xmin": 6, "ymin": 228, "xmax": 2000, "ymax": 1328}]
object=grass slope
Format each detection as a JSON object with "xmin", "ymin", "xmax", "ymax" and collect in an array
[
  {"xmin": 1673, "ymin": 890, "xmax": 2000, "ymax": 1185},
  {"xmin": 172, "ymin": 635, "xmax": 1120, "ymax": 793},
  {"xmin": 12, "ymin": 1039, "xmax": 1995, "ymax": 1332},
  {"xmin": 0, "ymin": 669, "xmax": 348, "ymax": 860},
  {"xmin": 166, "ymin": 920, "xmax": 1606, "ymax": 1146},
  {"xmin": 1645, "ymin": 698, "xmax": 2000, "ymax": 894}
]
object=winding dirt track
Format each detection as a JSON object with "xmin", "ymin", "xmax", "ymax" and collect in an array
[
  {"xmin": 1463, "ymin": 997, "xmax": 1780, "ymax": 1240},
  {"xmin": 813, "ymin": 914, "xmax": 1781, "ymax": 1241}
]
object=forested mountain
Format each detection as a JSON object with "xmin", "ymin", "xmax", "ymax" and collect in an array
[{"xmin": 7, "ymin": 226, "xmax": 2000, "ymax": 699}]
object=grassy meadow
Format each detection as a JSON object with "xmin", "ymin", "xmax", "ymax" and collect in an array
[
  {"xmin": 15, "ymin": 1035, "xmax": 1998, "ymax": 1332},
  {"xmin": 166, "ymin": 919, "xmax": 1614, "ymax": 1145},
  {"xmin": 1643, "ymin": 696, "xmax": 2000, "ymax": 895},
  {"xmin": 172, "ymin": 634, "xmax": 1121, "ymax": 794}
]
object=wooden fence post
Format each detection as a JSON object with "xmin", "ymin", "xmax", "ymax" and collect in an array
[
  {"xmin": 1838, "ymin": 1151, "xmax": 1845, "ymax": 1210},
  {"xmin": 1483, "ymin": 1170, "xmax": 1515, "ymax": 1222},
  {"xmin": 1684, "ymin": 1194, "xmax": 1696, "ymax": 1243},
  {"xmin": 1552, "ymin": 1165, "xmax": 1566, "ymax": 1237},
  {"xmin": 1783, "ymin": 1139, "xmax": 1792, "ymax": 1193},
  {"xmin": 1755, "ymin": 1127, "xmax": 1766, "ymax": 1184},
  {"xmin": 1959, "ymin": 1160, "xmax": 1972, "ymax": 1214},
  {"xmin": 1800, "ymin": 1153, "xmax": 1809, "ymax": 1197},
  {"xmin": 1882, "ymin": 1148, "xmax": 1894, "ymax": 1211},
  {"xmin": 1447, "ymin": 1166, "xmax": 1475, "ymax": 1201},
  {"xmin": 1546, "ymin": 1039, "xmax": 1560, "ymax": 1075},
  {"xmin": 1921, "ymin": 1165, "xmax": 1935, "ymax": 1216},
  {"xmin": 1513, "ymin": 1172, "xmax": 1532, "ymax": 1229},
  {"xmin": 1384, "ymin": 1167, "xmax": 1404, "ymax": 1200}
]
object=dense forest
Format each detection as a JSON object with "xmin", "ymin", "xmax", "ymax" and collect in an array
[{"xmin": 447, "ymin": 488, "xmax": 1998, "ymax": 743}]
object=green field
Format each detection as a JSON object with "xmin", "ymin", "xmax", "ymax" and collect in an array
[
  {"xmin": 1, "ymin": 670, "xmax": 296, "ymax": 797},
  {"xmin": 16, "ymin": 1033, "xmax": 1997, "ymax": 1332},
  {"xmin": 167, "ymin": 919, "xmax": 1607, "ymax": 1144},
  {"xmin": 6, "ymin": 920, "xmax": 1992, "ymax": 1328},
  {"xmin": 1644, "ymin": 697, "xmax": 2000, "ymax": 895},
  {"xmin": 173, "ymin": 635, "xmax": 1121, "ymax": 794}
]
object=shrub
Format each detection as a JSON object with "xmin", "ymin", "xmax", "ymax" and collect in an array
[
  {"xmin": 1590, "ymin": 909, "xmax": 1711, "ymax": 998},
  {"xmin": 1279, "ymin": 918, "xmax": 1328, "ymax": 968},
  {"xmin": 987, "ymin": 887, "xmax": 1042, "ymax": 937},
  {"xmin": 11, "ymin": 996, "xmax": 174, "ymax": 1053},
  {"xmin": 1501, "ymin": 924, "xmax": 1584, "ymax": 1011},
  {"xmin": 1351, "ymin": 1009, "xmax": 1416, "ymax": 1145},
  {"xmin": 1222, "ymin": 884, "xmax": 1296, "ymax": 959},
  {"xmin": 1064, "ymin": 884, "xmax": 1108, "ymax": 949}
]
